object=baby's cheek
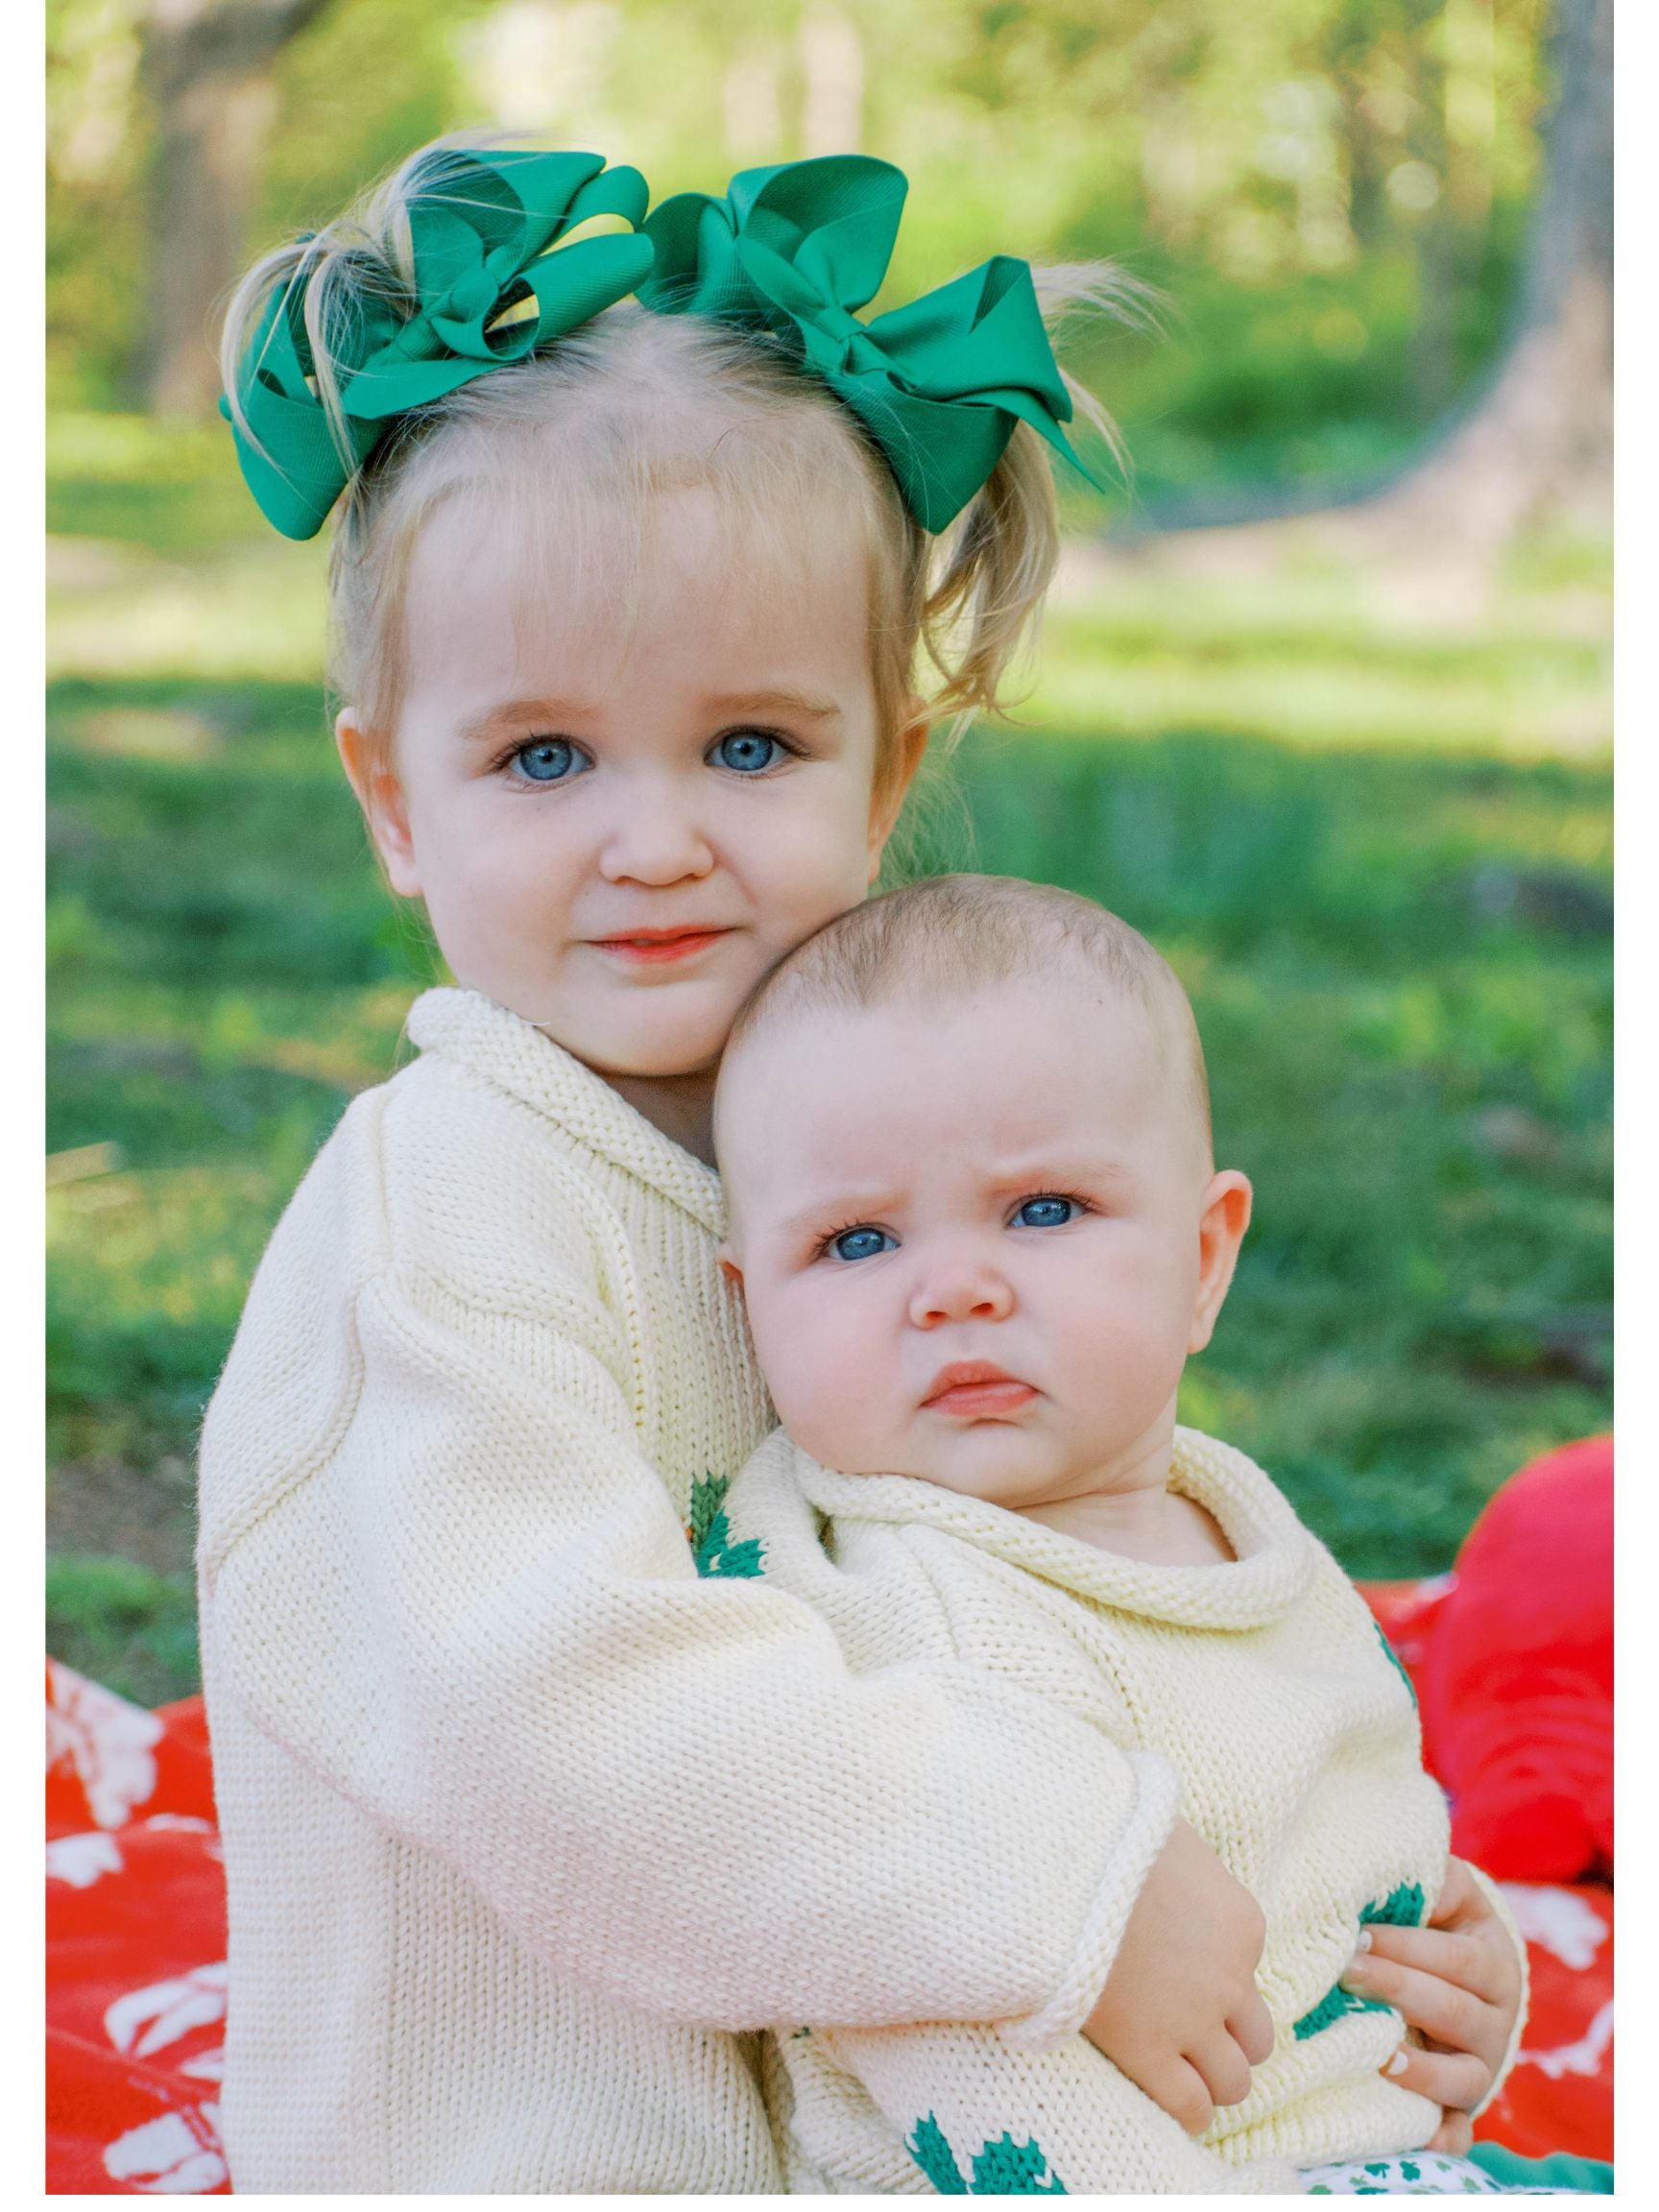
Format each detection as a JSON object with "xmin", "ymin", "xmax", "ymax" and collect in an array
[{"xmin": 758, "ymin": 1290, "xmax": 892, "ymax": 1471}]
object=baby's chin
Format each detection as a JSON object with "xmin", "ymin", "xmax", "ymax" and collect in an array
[{"xmin": 826, "ymin": 1436, "xmax": 1088, "ymax": 1512}]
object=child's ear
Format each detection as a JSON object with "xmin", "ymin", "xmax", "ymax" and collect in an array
[
  {"xmin": 866, "ymin": 698, "xmax": 930, "ymax": 884},
  {"xmin": 336, "ymin": 709, "xmax": 421, "ymax": 898},
  {"xmin": 1188, "ymin": 1170, "xmax": 1253, "ymax": 1356}
]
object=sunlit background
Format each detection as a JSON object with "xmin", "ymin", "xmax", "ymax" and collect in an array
[{"xmin": 47, "ymin": 0, "xmax": 1610, "ymax": 1702}]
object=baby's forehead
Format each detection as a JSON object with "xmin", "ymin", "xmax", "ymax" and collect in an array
[{"xmin": 718, "ymin": 970, "xmax": 1192, "ymax": 1189}]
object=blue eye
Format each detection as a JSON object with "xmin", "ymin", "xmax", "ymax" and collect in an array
[
  {"xmin": 513, "ymin": 738, "xmax": 583, "ymax": 783},
  {"xmin": 1015, "ymin": 1196, "xmax": 1078, "ymax": 1229},
  {"xmin": 711, "ymin": 731, "xmax": 783, "ymax": 774},
  {"xmin": 830, "ymin": 1226, "xmax": 897, "ymax": 1263}
]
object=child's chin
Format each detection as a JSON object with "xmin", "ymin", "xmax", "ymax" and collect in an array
[{"xmin": 574, "ymin": 1008, "xmax": 732, "ymax": 1081}]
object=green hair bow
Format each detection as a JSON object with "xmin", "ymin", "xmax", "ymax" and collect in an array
[
  {"xmin": 224, "ymin": 145, "xmax": 653, "ymax": 540},
  {"xmin": 638, "ymin": 155, "xmax": 1094, "ymax": 532}
]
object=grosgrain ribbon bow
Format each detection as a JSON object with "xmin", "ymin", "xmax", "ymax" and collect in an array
[
  {"xmin": 224, "ymin": 146, "xmax": 653, "ymax": 540},
  {"xmin": 638, "ymin": 155, "xmax": 1094, "ymax": 532}
]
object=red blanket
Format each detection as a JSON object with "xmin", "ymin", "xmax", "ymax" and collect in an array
[{"xmin": 45, "ymin": 1600, "xmax": 1613, "ymax": 2193}]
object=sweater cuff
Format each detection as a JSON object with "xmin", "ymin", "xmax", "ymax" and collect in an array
[
  {"xmin": 998, "ymin": 1751, "xmax": 1183, "ymax": 2054},
  {"xmin": 1463, "ymin": 1862, "xmax": 1530, "ymax": 2118}
]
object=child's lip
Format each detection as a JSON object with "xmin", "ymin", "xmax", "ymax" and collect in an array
[
  {"xmin": 921, "ymin": 1361, "xmax": 1037, "ymax": 1417},
  {"xmin": 587, "ymin": 926, "xmax": 733, "ymax": 966}
]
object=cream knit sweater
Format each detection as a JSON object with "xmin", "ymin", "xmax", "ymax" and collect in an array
[
  {"xmin": 718, "ymin": 1427, "xmax": 1529, "ymax": 2196},
  {"xmin": 195, "ymin": 988, "xmax": 1184, "ymax": 2194}
]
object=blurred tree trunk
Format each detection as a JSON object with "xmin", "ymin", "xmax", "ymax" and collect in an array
[
  {"xmin": 138, "ymin": 0, "xmax": 334, "ymax": 417},
  {"xmin": 1131, "ymin": 0, "xmax": 1609, "ymax": 552},
  {"xmin": 1358, "ymin": 0, "xmax": 1611, "ymax": 548}
]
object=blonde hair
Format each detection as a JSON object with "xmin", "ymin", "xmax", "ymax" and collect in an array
[
  {"xmin": 721, "ymin": 874, "xmax": 1213, "ymax": 1161},
  {"xmin": 221, "ymin": 134, "xmax": 1145, "ymax": 804}
]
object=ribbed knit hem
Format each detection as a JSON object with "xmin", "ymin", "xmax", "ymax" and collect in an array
[
  {"xmin": 998, "ymin": 1751, "xmax": 1183, "ymax": 2054},
  {"xmin": 1463, "ymin": 1863, "xmax": 1530, "ymax": 2120}
]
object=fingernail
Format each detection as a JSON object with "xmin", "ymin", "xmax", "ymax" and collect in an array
[
  {"xmin": 1356, "ymin": 1929, "xmax": 1373, "ymax": 1953},
  {"xmin": 1386, "ymin": 2048, "xmax": 1408, "ymax": 2078}
]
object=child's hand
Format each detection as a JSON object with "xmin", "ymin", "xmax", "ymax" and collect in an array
[
  {"xmin": 1338, "ymin": 1858, "xmax": 1524, "ymax": 2125},
  {"xmin": 1081, "ymin": 1816, "xmax": 1274, "ymax": 2135}
]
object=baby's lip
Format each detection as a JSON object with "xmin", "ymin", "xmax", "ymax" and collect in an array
[{"xmin": 921, "ymin": 1360, "xmax": 1038, "ymax": 1417}]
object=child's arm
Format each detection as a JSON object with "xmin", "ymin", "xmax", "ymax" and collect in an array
[
  {"xmin": 200, "ymin": 1132, "xmax": 1185, "ymax": 2045},
  {"xmin": 1078, "ymin": 1815, "xmax": 1274, "ymax": 2134}
]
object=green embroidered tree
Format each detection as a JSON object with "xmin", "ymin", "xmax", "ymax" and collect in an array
[
  {"xmin": 906, "ymin": 2116, "xmax": 1068, "ymax": 2196},
  {"xmin": 1295, "ymin": 1878, "xmax": 1429, "ymax": 2037},
  {"xmin": 1361, "ymin": 1881, "xmax": 1426, "ymax": 1930},
  {"xmin": 971, "ymin": 2133, "xmax": 1069, "ymax": 2193},
  {"xmin": 907, "ymin": 2114, "xmax": 969, "ymax": 2194},
  {"xmin": 685, "ymin": 1472, "xmax": 765, "ymax": 1579}
]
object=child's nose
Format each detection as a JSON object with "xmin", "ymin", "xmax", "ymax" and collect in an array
[
  {"xmin": 598, "ymin": 784, "xmax": 715, "ymax": 885},
  {"xmin": 908, "ymin": 1257, "xmax": 1014, "ymax": 1330}
]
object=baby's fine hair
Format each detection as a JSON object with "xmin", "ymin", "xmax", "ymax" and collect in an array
[
  {"xmin": 220, "ymin": 133, "xmax": 1145, "ymax": 799},
  {"xmin": 723, "ymin": 874, "xmax": 1214, "ymax": 1160}
]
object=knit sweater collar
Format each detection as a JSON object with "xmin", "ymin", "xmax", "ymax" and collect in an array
[
  {"xmin": 405, "ymin": 987, "xmax": 726, "ymax": 1235},
  {"xmin": 796, "ymin": 1427, "xmax": 1321, "ymax": 1630}
]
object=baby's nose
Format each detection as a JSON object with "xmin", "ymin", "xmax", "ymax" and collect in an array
[{"xmin": 908, "ymin": 1262, "xmax": 1014, "ymax": 1330}]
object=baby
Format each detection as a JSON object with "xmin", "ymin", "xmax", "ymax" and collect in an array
[{"xmin": 709, "ymin": 874, "xmax": 1540, "ymax": 2197}]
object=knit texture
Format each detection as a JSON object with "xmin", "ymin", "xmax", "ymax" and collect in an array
[
  {"xmin": 719, "ymin": 1428, "xmax": 1531, "ymax": 2195},
  {"xmin": 195, "ymin": 987, "xmax": 1179, "ymax": 2193}
]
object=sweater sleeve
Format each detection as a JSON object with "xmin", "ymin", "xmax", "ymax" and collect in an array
[
  {"xmin": 1462, "ymin": 1863, "xmax": 1530, "ymax": 2117},
  {"xmin": 199, "ymin": 1146, "xmax": 1171, "ymax": 2041}
]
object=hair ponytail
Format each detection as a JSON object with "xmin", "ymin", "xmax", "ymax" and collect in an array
[{"xmin": 911, "ymin": 261, "xmax": 1154, "ymax": 743}]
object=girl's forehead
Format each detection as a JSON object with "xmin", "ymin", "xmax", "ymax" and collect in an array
[
  {"xmin": 434, "ymin": 469, "xmax": 858, "ymax": 614},
  {"xmin": 400, "ymin": 476, "xmax": 875, "ymax": 710}
]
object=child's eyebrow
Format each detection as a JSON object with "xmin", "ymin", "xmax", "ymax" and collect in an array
[
  {"xmin": 458, "ymin": 697, "xmax": 600, "ymax": 739},
  {"xmin": 987, "ymin": 1153, "xmax": 1138, "ymax": 1190},
  {"xmin": 701, "ymin": 690, "xmax": 843, "ymax": 722}
]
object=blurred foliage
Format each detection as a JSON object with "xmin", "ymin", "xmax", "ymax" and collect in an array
[{"xmin": 49, "ymin": 0, "xmax": 1551, "ymax": 501}]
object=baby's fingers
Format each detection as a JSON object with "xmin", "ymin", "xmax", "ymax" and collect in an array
[
  {"xmin": 1228, "ymin": 1988, "xmax": 1276, "ymax": 2068},
  {"xmin": 1426, "ymin": 2109, "xmax": 1476, "ymax": 2157},
  {"xmin": 1355, "ymin": 1921, "xmax": 1509, "ymax": 2004},
  {"xmin": 1341, "ymin": 1953, "xmax": 1488, "ymax": 2051},
  {"xmin": 1382, "ymin": 2037, "xmax": 1490, "ymax": 2114}
]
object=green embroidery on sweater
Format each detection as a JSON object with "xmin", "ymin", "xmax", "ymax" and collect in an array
[
  {"xmin": 1292, "ymin": 1981, "xmax": 1392, "ymax": 2039},
  {"xmin": 908, "ymin": 2115, "xmax": 969, "ymax": 2194},
  {"xmin": 1374, "ymin": 1621, "xmax": 1419, "ymax": 1709},
  {"xmin": 906, "ymin": 2117, "xmax": 1067, "ymax": 2195},
  {"xmin": 686, "ymin": 1473, "xmax": 765, "ymax": 1578},
  {"xmin": 1361, "ymin": 1881, "xmax": 1427, "ymax": 1930},
  {"xmin": 971, "ymin": 2135, "xmax": 1068, "ymax": 2193},
  {"xmin": 1295, "ymin": 1877, "xmax": 1428, "ymax": 2039}
]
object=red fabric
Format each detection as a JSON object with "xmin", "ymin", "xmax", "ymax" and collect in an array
[
  {"xmin": 46, "ymin": 1661, "xmax": 228, "ymax": 2194},
  {"xmin": 45, "ymin": 1445, "xmax": 1615, "ymax": 2190},
  {"xmin": 1416, "ymin": 1436, "xmax": 1614, "ymax": 1885}
]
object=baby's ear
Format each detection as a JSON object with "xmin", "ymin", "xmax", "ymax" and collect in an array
[{"xmin": 1188, "ymin": 1170, "xmax": 1252, "ymax": 1355}]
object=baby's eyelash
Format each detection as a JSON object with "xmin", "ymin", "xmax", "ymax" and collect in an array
[
  {"xmin": 808, "ymin": 1216, "xmax": 885, "ymax": 1262},
  {"xmin": 1015, "ymin": 1189, "xmax": 1096, "ymax": 1218}
]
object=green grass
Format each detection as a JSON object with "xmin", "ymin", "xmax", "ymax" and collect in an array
[{"xmin": 45, "ymin": 414, "xmax": 1611, "ymax": 1703}]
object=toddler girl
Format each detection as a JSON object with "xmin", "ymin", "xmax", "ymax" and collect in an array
[
  {"xmin": 199, "ymin": 139, "xmax": 1276, "ymax": 2190},
  {"xmin": 709, "ymin": 873, "xmax": 1610, "ymax": 2196}
]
